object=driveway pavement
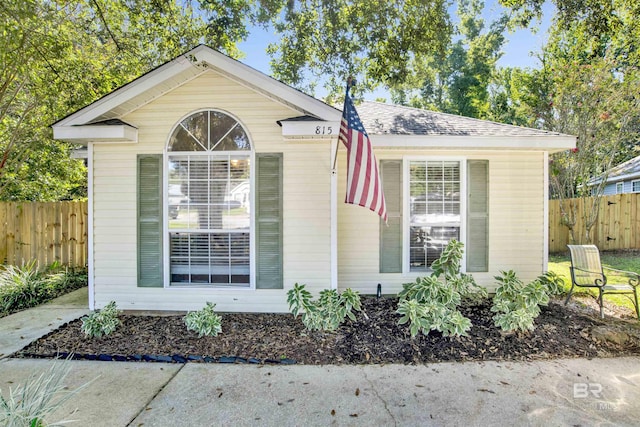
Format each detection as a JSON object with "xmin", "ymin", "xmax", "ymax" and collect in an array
[{"xmin": 1, "ymin": 289, "xmax": 639, "ymax": 426}]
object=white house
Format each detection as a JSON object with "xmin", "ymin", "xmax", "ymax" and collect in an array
[{"xmin": 53, "ymin": 45, "xmax": 575, "ymax": 312}]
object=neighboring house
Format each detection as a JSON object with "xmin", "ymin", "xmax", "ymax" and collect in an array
[
  {"xmin": 589, "ymin": 155, "xmax": 640, "ymax": 195},
  {"xmin": 52, "ymin": 45, "xmax": 575, "ymax": 312}
]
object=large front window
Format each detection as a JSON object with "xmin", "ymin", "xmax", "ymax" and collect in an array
[
  {"xmin": 409, "ymin": 160, "xmax": 461, "ymax": 271},
  {"xmin": 167, "ymin": 110, "xmax": 251, "ymax": 286}
]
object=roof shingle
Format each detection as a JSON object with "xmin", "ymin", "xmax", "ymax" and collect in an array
[{"xmin": 356, "ymin": 101, "xmax": 569, "ymax": 137}]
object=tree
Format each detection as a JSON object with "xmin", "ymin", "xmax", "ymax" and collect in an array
[
  {"xmin": 265, "ymin": 0, "xmax": 453, "ymax": 100},
  {"xmin": 389, "ymin": 0, "xmax": 508, "ymax": 119},
  {"xmin": 496, "ymin": 0, "xmax": 640, "ymax": 244},
  {"xmin": 549, "ymin": 60, "xmax": 640, "ymax": 243},
  {"xmin": 0, "ymin": 1, "xmax": 215, "ymax": 200}
]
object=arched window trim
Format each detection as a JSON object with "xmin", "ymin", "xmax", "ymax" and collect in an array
[
  {"xmin": 166, "ymin": 108, "xmax": 252, "ymax": 153},
  {"xmin": 163, "ymin": 109, "xmax": 255, "ymax": 289}
]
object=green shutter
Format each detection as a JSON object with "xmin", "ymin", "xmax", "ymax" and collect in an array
[
  {"xmin": 137, "ymin": 155, "xmax": 163, "ymax": 287},
  {"xmin": 467, "ymin": 160, "xmax": 489, "ymax": 272},
  {"xmin": 256, "ymin": 153, "xmax": 283, "ymax": 289},
  {"xmin": 380, "ymin": 160, "xmax": 403, "ymax": 273}
]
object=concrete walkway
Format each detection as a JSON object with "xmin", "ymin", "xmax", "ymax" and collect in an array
[
  {"xmin": 0, "ymin": 287, "xmax": 89, "ymax": 359},
  {"xmin": 1, "ymin": 290, "xmax": 639, "ymax": 426}
]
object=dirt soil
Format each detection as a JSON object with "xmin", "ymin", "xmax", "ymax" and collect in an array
[{"xmin": 16, "ymin": 296, "xmax": 640, "ymax": 364}]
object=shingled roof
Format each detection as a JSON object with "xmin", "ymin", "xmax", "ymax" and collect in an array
[
  {"xmin": 356, "ymin": 101, "xmax": 568, "ymax": 137},
  {"xmin": 590, "ymin": 154, "xmax": 640, "ymax": 185}
]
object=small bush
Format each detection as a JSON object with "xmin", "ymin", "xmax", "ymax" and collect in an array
[
  {"xmin": 491, "ymin": 270, "xmax": 553, "ymax": 333},
  {"xmin": 81, "ymin": 301, "xmax": 120, "ymax": 338},
  {"xmin": 184, "ymin": 302, "xmax": 222, "ymax": 337},
  {"xmin": 286, "ymin": 284, "xmax": 362, "ymax": 332},
  {"xmin": 0, "ymin": 356, "xmax": 92, "ymax": 427},
  {"xmin": 397, "ymin": 240, "xmax": 485, "ymax": 337},
  {"xmin": 0, "ymin": 262, "xmax": 87, "ymax": 317},
  {"xmin": 537, "ymin": 271, "xmax": 565, "ymax": 296}
]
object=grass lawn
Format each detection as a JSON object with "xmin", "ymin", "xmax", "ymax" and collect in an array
[{"xmin": 548, "ymin": 251, "xmax": 640, "ymax": 314}]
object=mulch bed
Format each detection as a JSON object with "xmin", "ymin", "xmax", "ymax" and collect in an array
[{"xmin": 15, "ymin": 296, "xmax": 640, "ymax": 364}]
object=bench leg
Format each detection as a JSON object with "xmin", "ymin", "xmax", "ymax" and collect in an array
[
  {"xmin": 598, "ymin": 289, "xmax": 604, "ymax": 319},
  {"xmin": 564, "ymin": 284, "xmax": 575, "ymax": 306}
]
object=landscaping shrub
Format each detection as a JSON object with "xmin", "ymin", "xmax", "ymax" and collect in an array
[
  {"xmin": 184, "ymin": 302, "xmax": 222, "ymax": 337},
  {"xmin": 286, "ymin": 284, "xmax": 362, "ymax": 332},
  {"xmin": 491, "ymin": 270, "xmax": 558, "ymax": 333},
  {"xmin": 397, "ymin": 240, "xmax": 486, "ymax": 337},
  {"xmin": 0, "ymin": 261, "xmax": 45, "ymax": 315},
  {"xmin": 0, "ymin": 355, "xmax": 92, "ymax": 427},
  {"xmin": 0, "ymin": 262, "xmax": 88, "ymax": 317},
  {"xmin": 81, "ymin": 301, "xmax": 120, "ymax": 338}
]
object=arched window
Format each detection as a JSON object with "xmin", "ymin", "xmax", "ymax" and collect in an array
[{"xmin": 166, "ymin": 110, "xmax": 252, "ymax": 286}]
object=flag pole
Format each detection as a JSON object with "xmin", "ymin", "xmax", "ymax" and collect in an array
[{"xmin": 332, "ymin": 76, "xmax": 354, "ymax": 171}]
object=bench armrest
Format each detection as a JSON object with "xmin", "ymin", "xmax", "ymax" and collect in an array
[{"xmin": 602, "ymin": 266, "xmax": 640, "ymax": 287}]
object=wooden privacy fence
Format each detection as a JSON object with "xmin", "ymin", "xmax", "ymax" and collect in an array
[
  {"xmin": 549, "ymin": 193, "xmax": 640, "ymax": 253},
  {"xmin": 0, "ymin": 202, "xmax": 88, "ymax": 267}
]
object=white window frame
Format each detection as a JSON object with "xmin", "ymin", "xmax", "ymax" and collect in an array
[
  {"xmin": 162, "ymin": 109, "xmax": 256, "ymax": 290},
  {"xmin": 632, "ymin": 180, "xmax": 640, "ymax": 193},
  {"xmin": 402, "ymin": 156, "xmax": 467, "ymax": 275},
  {"xmin": 616, "ymin": 182, "xmax": 624, "ymax": 194}
]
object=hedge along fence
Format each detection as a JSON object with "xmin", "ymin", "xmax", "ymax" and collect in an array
[
  {"xmin": 549, "ymin": 193, "xmax": 640, "ymax": 253},
  {"xmin": 0, "ymin": 202, "xmax": 88, "ymax": 268}
]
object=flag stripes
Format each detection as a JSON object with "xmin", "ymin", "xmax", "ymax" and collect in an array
[{"xmin": 338, "ymin": 86, "xmax": 387, "ymax": 222}]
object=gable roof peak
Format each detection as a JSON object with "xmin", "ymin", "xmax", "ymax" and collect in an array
[{"xmin": 53, "ymin": 44, "xmax": 341, "ymax": 128}]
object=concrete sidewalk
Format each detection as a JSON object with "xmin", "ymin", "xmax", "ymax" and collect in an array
[
  {"xmin": 1, "ymin": 358, "xmax": 639, "ymax": 426},
  {"xmin": 1, "ymin": 290, "xmax": 639, "ymax": 426},
  {"xmin": 0, "ymin": 287, "xmax": 89, "ymax": 359}
]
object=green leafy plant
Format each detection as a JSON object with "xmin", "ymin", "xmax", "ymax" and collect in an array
[
  {"xmin": 491, "ymin": 270, "xmax": 555, "ymax": 333},
  {"xmin": 0, "ymin": 262, "xmax": 88, "ymax": 317},
  {"xmin": 0, "ymin": 261, "xmax": 46, "ymax": 315},
  {"xmin": 184, "ymin": 302, "xmax": 222, "ymax": 337},
  {"xmin": 537, "ymin": 271, "xmax": 565, "ymax": 296},
  {"xmin": 286, "ymin": 283, "xmax": 362, "ymax": 332},
  {"xmin": 397, "ymin": 240, "xmax": 484, "ymax": 337},
  {"xmin": 80, "ymin": 301, "xmax": 120, "ymax": 338},
  {"xmin": 0, "ymin": 356, "xmax": 93, "ymax": 427}
]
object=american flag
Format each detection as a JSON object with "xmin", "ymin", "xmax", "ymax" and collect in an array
[{"xmin": 339, "ymin": 86, "xmax": 387, "ymax": 222}]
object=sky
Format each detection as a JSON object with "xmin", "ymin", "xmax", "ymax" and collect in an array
[{"xmin": 236, "ymin": 1, "xmax": 555, "ymax": 100}]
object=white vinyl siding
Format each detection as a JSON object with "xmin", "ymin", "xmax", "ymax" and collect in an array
[
  {"xmin": 91, "ymin": 70, "xmax": 332, "ymax": 312},
  {"xmin": 338, "ymin": 150, "xmax": 545, "ymax": 294}
]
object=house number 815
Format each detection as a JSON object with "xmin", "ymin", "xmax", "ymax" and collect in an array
[{"xmin": 315, "ymin": 126, "xmax": 333, "ymax": 135}]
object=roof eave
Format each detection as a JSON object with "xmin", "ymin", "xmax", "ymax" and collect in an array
[
  {"xmin": 367, "ymin": 134, "xmax": 576, "ymax": 151},
  {"xmin": 53, "ymin": 124, "xmax": 138, "ymax": 144}
]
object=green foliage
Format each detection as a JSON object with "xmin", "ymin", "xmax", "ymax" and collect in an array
[
  {"xmin": 0, "ymin": 262, "xmax": 45, "ymax": 314},
  {"xmin": 0, "ymin": 356, "xmax": 92, "ymax": 427},
  {"xmin": 266, "ymin": 0, "xmax": 452, "ymax": 99},
  {"xmin": 537, "ymin": 271, "xmax": 565, "ymax": 296},
  {"xmin": 495, "ymin": 0, "xmax": 640, "ymax": 245},
  {"xmin": 81, "ymin": 301, "xmax": 120, "ymax": 338},
  {"xmin": 184, "ymin": 302, "xmax": 223, "ymax": 337},
  {"xmin": 0, "ymin": 262, "xmax": 86, "ymax": 317},
  {"xmin": 286, "ymin": 283, "xmax": 362, "ymax": 332},
  {"xmin": 391, "ymin": 0, "xmax": 507, "ymax": 119},
  {"xmin": 491, "ymin": 270, "xmax": 557, "ymax": 333},
  {"xmin": 397, "ymin": 240, "xmax": 485, "ymax": 337},
  {"xmin": 0, "ymin": 1, "xmax": 216, "ymax": 201}
]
